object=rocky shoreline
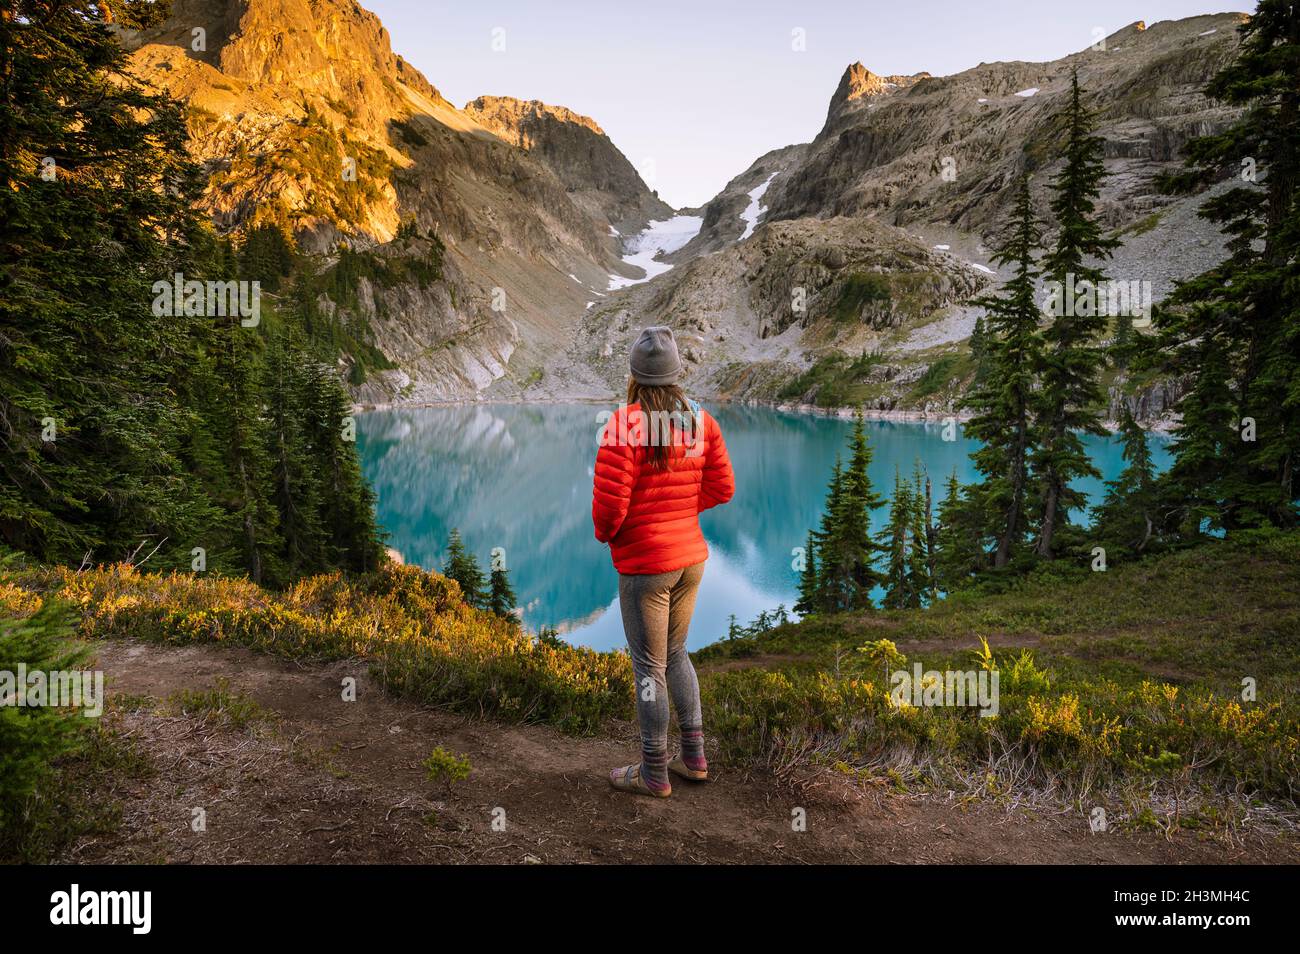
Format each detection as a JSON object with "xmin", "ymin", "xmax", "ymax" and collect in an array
[{"xmin": 353, "ymin": 394, "xmax": 1179, "ymax": 434}]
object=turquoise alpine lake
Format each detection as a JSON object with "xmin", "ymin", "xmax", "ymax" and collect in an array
[{"xmin": 356, "ymin": 403, "xmax": 1171, "ymax": 652}]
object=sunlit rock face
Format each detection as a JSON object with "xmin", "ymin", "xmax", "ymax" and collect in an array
[{"xmin": 123, "ymin": 0, "xmax": 661, "ymax": 402}]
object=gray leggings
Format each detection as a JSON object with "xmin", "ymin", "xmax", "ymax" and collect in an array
[{"xmin": 618, "ymin": 562, "xmax": 706, "ymax": 754}]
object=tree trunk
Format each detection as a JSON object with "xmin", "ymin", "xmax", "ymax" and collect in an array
[
  {"xmin": 1036, "ymin": 476, "xmax": 1059, "ymax": 559},
  {"xmin": 924, "ymin": 475, "xmax": 937, "ymax": 583},
  {"xmin": 995, "ymin": 418, "xmax": 1027, "ymax": 568}
]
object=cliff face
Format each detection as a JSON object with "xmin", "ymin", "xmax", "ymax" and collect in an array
[
  {"xmin": 764, "ymin": 15, "xmax": 1247, "ymax": 237},
  {"xmin": 121, "ymin": 0, "xmax": 639, "ymax": 401}
]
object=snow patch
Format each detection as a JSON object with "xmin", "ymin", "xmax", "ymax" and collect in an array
[
  {"xmin": 933, "ymin": 244, "xmax": 950, "ymax": 250},
  {"xmin": 1014, "ymin": 87, "xmax": 1039, "ymax": 97},
  {"xmin": 1198, "ymin": 28, "xmax": 1217, "ymax": 36},
  {"xmin": 968, "ymin": 262, "xmax": 995, "ymax": 274},
  {"xmin": 977, "ymin": 98, "xmax": 988, "ymax": 103},
  {"xmin": 738, "ymin": 173, "xmax": 778, "ymax": 242},
  {"xmin": 607, "ymin": 215, "xmax": 704, "ymax": 290}
]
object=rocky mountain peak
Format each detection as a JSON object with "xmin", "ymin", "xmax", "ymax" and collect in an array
[
  {"xmin": 462, "ymin": 95, "xmax": 671, "ymax": 231},
  {"xmin": 827, "ymin": 62, "xmax": 929, "ymax": 124},
  {"xmin": 1095, "ymin": 20, "xmax": 1149, "ymax": 51},
  {"xmin": 141, "ymin": 0, "xmax": 445, "ymax": 133}
]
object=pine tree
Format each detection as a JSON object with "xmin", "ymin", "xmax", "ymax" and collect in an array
[
  {"xmin": 809, "ymin": 414, "xmax": 888, "ymax": 612},
  {"xmin": 487, "ymin": 565, "xmax": 518, "ymax": 620},
  {"xmin": 238, "ymin": 222, "xmax": 296, "ymax": 293},
  {"xmin": 837, "ymin": 413, "xmax": 888, "ymax": 603},
  {"xmin": 880, "ymin": 466, "xmax": 935, "ymax": 608},
  {"xmin": 933, "ymin": 470, "xmax": 985, "ymax": 593},
  {"xmin": 1153, "ymin": 1, "xmax": 1300, "ymax": 530},
  {"xmin": 262, "ymin": 330, "xmax": 326, "ymax": 578},
  {"xmin": 1110, "ymin": 312, "xmax": 1135, "ymax": 370},
  {"xmin": 1156, "ymin": 340, "xmax": 1236, "ymax": 540},
  {"xmin": 881, "ymin": 470, "xmax": 920, "ymax": 608},
  {"xmin": 1091, "ymin": 406, "xmax": 1158, "ymax": 555},
  {"xmin": 0, "ymin": 597, "xmax": 92, "ymax": 856},
  {"xmin": 1033, "ymin": 71, "xmax": 1120, "ymax": 558},
  {"xmin": 97, "ymin": 0, "xmax": 174, "ymax": 29},
  {"xmin": 969, "ymin": 314, "xmax": 990, "ymax": 383},
  {"xmin": 209, "ymin": 312, "xmax": 284, "ymax": 585},
  {"xmin": 920, "ymin": 468, "xmax": 938, "ymax": 587},
  {"xmin": 907, "ymin": 464, "xmax": 934, "ymax": 603},
  {"xmin": 811, "ymin": 458, "xmax": 849, "ymax": 612},
  {"xmin": 964, "ymin": 176, "xmax": 1044, "ymax": 568},
  {"xmin": 443, "ymin": 530, "xmax": 486, "ymax": 609},
  {"xmin": 299, "ymin": 358, "xmax": 383, "ymax": 574}
]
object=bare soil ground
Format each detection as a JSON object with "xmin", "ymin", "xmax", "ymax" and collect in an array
[{"xmin": 63, "ymin": 638, "xmax": 1297, "ymax": 865}]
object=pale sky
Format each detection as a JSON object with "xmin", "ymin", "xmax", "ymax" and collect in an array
[{"xmin": 366, "ymin": 0, "xmax": 1248, "ymax": 209}]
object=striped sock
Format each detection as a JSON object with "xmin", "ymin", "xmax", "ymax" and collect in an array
[
  {"xmin": 680, "ymin": 727, "xmax": 706, "ymax": 772},
  {"xmin": 641, "ymin": 747, "xmax": 670, "ymax": 792}
]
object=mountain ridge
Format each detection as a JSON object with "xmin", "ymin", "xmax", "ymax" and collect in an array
[
  {"xmin": 533, "ymin": 10, "xmax": 1249, "ymax": 419},
  {"xmin": 462, "ymin": 94, "xmax": 673, "ymax": 232},
  {"xmin": 114, "ymin": 2, "xmax": 1250, "ymax": 417}
]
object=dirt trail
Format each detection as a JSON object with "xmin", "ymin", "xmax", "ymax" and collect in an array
[{"xmin": 67, "ymin": 639, "xmax": 1295, "ymax": 865}]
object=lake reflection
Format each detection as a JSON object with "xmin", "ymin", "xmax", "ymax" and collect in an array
[{"xmin": 356, "ymin": 403, "xmax": 1170, "ymax": 651}]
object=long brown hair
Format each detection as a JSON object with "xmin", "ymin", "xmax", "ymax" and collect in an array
[{"xmin": 626, "ymin": 378, "xmax": 697, "ymax": 471}]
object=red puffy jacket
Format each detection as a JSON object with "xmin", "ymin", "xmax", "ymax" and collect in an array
[{"xmin": 592, "ymin": 402, "xmax": 735, "ymax": 575}]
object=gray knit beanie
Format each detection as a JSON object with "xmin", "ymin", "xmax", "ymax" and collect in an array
[{"xmin": 629, "ymin": 326, "xmax": 683, "ymax": 385}]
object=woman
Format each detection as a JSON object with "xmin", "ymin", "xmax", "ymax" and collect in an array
[{"xmin": 592, "ymin": 327, "xmax": 735, "ymax": 797}]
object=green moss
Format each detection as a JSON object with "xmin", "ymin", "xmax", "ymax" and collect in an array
[
  {"xmin": 909, "ymin": 352, "xmax": 968, "ymax": 399},
  {"xmin": 831, "ymin": 272, "xmax": 891, "ymax": 323},
  {"xmin": 777, "ymin": 352, "xmax": 885, "ymax": 407},
  {"xmin": 1117, "ymin": 210, "xmax": 1163, "ymax": 238}
]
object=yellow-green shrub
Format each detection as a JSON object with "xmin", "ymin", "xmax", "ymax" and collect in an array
[{"xmin": 1, "ymin": 561, "xmax": 634, "ymax": 736}]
